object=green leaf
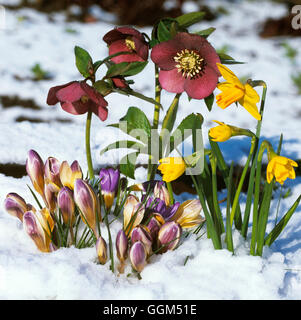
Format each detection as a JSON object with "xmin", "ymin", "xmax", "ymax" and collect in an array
[
  {"xmin": 194, "ymin": 27, "xmax": 216, "ymax": 38},
  {"xmin": 106, "ymin": 61, "xmax": 148, "ymax": 78},
  {"xmin": 204, "ymin": 93, "xmax": 214, "ymax": 111},
  {"xmin": 74, "ymin": 46, "xmax": 93, "ymax": 78},
  {"xmin": 93, "ymin": 80, "xmax": 112, "ymax": 96},
  {"xmin": 119, "ymin": 152, "xmax": 139, "ymax": 179},
  {"xmin": 109, "ymin": 106, "xmax": 152, "ymax": 140},
  {"xmin": 157, "ymin": 20, "xmax": 172, "ymax": 42},
  {"xmin": 264, "ymin": 195, "xmax": 301, "ymax": 247},
  {"xmin": 218, "ymin": 52, "xmax": 235, "ymax": 61},
  {"xmin": 99, "ymin": 140, "xmax": 146, "ymax": 157},
  {"xmin": 175, "ymin": 11, "xmax": 206, "ymax": 28}
]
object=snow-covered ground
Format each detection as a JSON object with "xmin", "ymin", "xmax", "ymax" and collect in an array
[{"xmin": 0, "ymin": 0, "xmax": 301, "ymax": 299}]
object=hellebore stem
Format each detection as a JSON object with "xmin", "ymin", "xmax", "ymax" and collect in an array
[{"xmin": 85, "ymin": 111, "xmax": 94, "ymax": 180}]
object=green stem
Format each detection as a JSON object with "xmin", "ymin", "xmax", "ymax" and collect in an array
[
  {"xmin": 104, "ymin": 213, "xmax": 115, "ymax": 273},
  {"xmin": 230, "ymin": 135, "xmax": 257, "ymax": 226},
  {"xmin": 166, "ymin": 182, "xmax": 174, "ymax": 205},
  {"xmin": 86, "ymin": 111, "xmax": 94, "ymax": 180}
]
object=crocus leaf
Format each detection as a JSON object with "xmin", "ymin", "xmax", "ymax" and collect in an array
[
  {"xmin": 194, "ymin": 27, "xmax": 216, "ymax": 38},
  {"xmin": 109, "ymin": 106, "xmax": 152, "ymax": 139},
  {"xmin": 175, "ymin": 11, "xmax": 206, "ymax": 28},
  {"xmin": 119, "ymin": 152, "xmax": 139, "ymax": 179},
  {"xmin": 74, "ymin": 46, "xmax": 93, "ymax": 78},
  {"xmin": 204, "ymin": 93, "xmax": 214, "ymax": 111},
  {"xmin": 264, "ymin": 194, "xmax": 301, "ymax": 247},
  {"xmin": 99, "ymin": 140, "xmax": 147, "ymax": 157}
]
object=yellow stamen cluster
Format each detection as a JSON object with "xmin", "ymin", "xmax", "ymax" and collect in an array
[
  {"xmin": 125, "ymin": 37, "xmax": 136, "ymax": 51},
  {"xmin": 174, "ymin": 49, "xmax": 204, "ymax": 78}
]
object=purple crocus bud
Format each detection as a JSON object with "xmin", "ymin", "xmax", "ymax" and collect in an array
[
  {"xmin": 4, "ymin": 193, "xmax": 28, "ymax": 222},
  {"xmin": 57, "ymin": 187, "xmax": 75, "ymax": 225},
  {"xmin": 131, "ymin": 226, "xmax": 153, "ymax": 256},
  {"xmin": 96, "ymin": 236, "xmax": 108, "ymax": 265},
  {"xmin": 74, "ymin": 179, "xmax": 100, "ymax": 237},
  {"xmin": 129, "ymin": 241, "xmax": 147, "ymax": 273},
  {"xmin": 147, "ymin": 214, "xmax": 164, "ymax": 240},
  {"xmin": 154, "ymin": 182, "xmax": 170, "ymax": 206},
  {"xmin": 158, "ymin": 221, "xmax": 182, "ymax": 253},
  {"xmin": 99, "ymin": 168, "xmax": 120, "ymax": 210},
  {"xmin": 44, "ymin": 183, "xmax": 57, "ymax": 213},
  {"xmin": 60, "ymin": 160, "xmax": 83, "ymax": 190},
  {"xmin": 44, "ymin": 157, "xmax": 61, "ymax": 191},
  {"xmin": 26, "ymin": 150, "xmax": 45, "ymax": 197},
  {"xmin": 116, "ymin": 229, "xmax": 128, "ymax": 263}
]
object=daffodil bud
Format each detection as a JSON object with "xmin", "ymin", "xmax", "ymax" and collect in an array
[
  {"xmin": 74, "ymin": 179, "xmax": 100, "ymax": 237},
  {"xmin": 129, "ymin": 241, "xmax": 147, "ymax": 273},
  {"xmin": 4, "ymin": 193, "xmax": 28, "ymax": 222},
  {"xmin": 44, "ymin": 157, "xmax": 61, "ymax": 190},
  {"xmin": 26, "ymin": 150, "xmax": 45, "ymax": 196},
  {"xmin": 99, "ymin": 168, "xmax": 120, "ymax": 210},
  {"xmin": 116, "ymin": 229, "xmax": 128, "ymax": 263},
  {"xmin": 123, "ymin": 195, "xmax": 144, "ymax": 236},
  {"xmin": 131, "ymin": 226, "xmax": 153, "ymax": 256},
  {"xmin": 172, "ymin": 199, "xmax": 205, "ymax": 229},
  {"xmin": 60, "ymin": 160, "xmax": 83, "ymax": 190},
  {"xmin": 57, "ymin": 187, "xmax": 75, "ymax": 225},
  {"xmin": 44, "ymin": 183, "xmax": 57, "ymax": 213},
  {"xmin": 158, "ymin": 221, "xmax": 182, "ymax": 253},
  {"xmin": 96, "ymin": 236, "xmax": 108, "ymax": 265}
]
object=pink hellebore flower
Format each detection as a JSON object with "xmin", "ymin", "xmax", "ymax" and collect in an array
[
  {"xmin": 47, "ymin": 81, "xmax": 109, "ymax": 121},
  {"xmin": 151, "ymin": 32, "xmax": 221, "ymax": 100},
  {"xmin": 103, "ymin": 27, "xmax": 149, "ymax": 64}
]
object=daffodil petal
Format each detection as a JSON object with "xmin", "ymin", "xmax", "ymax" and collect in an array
[{"xmin": 216, "ymin": 63, "xmax": 244, "ymax": 89}]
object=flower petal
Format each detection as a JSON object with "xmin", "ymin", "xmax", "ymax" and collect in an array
[
  {"xmin": 216, "ymin": 64, "xmax": 244, "ymax": 88},
  {"xmin": 56, "ymin": 82, "xmax": 85, "ymax": 102},
  {"xmin": 159, "ymin": 68, "xmax": 185, "ymax": 93},
  {"xmin": 109, "ymin": 40, "xmax": 144, "ymax": 63}
]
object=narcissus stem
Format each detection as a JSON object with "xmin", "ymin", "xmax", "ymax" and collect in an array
[
  {"xmin": 166, "ymin": 181, "xmax": 174, "ymax": 205},
  {"xmin": 85, "ymin": 111, "xmax": 94, "ymax": 180}
]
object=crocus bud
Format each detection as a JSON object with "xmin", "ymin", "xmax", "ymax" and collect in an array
[
  {"xmin": 129, "ymin": 241, "xmax": 147, "ymax": 273},
  {"xmin": 158, "ymin": 221, "xmax": 182, "ymax": 253},
  {"xmin": 44, "ymin": 183, "xmax": 57, "ymax": 213},
  {"xmin": 57, "ymin": 187, "xmax": 75, "ymax": 225},
  {"xmin": 26, "ymin": 150, "xmax": 45, "ymax": 196},
  {"xmin": 74, "ymin": 179, "xmax": 100, "ymax": 237},
  {"xmin": 44, "ymin": 157, "xmax": 61, "ymax": 190},
  {"xmin": 96, "ymin": 236, "xmax": 108, "ymax": 265},
  {"xmin": 4, "ymin": 193, "xmax": 28, "ymax": 222},
  {"xmin": 99, "ymin": 168, "xmax": 120, "ymax": 210},
  {"xmin": 23, "ymin": 209, "xmax": 54, "ymax": 253},
  {"xmin": 172, "ymin": 199, "xmax": 204, "ymax": 228},
  {"xmin": 123, "ymin": 195, "xmax": 144, "ymax": 236},
  {"xmin": 154, "ymin": 182, "xmax": 170, "ymax": 206},
  {"xmin": 116, "ymin": 229, "xmax": 128, "ymax": 263},
  {"xmin": 131, "ymin": 226, "xmax": 153, "ymax": 256},
  {"xmin": 60, "ymin": 160, "xmax": 83, "ymax": 190},
  {"xmin": 147, "ymin": 214, "xmax": 164, "ymax": 240}
]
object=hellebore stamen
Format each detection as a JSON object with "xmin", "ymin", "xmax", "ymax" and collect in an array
[
  {"xmin": 125, "ymin": 37, "xmax": 136, "ymax": 51},
  {"xmin": 174, "ymin": 49, "xmax": 204, "ymax": 79}
]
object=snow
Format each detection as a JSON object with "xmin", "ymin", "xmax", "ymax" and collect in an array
[{"xmin": 0, "ymin": 0, "xmax": 301, "ymax": 300}]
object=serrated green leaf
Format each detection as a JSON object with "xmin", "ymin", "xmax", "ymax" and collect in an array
[
  {"xmin": 74, "ymin": 46, "xmax": 93, "ymax": 78},
  {"xmin": 175, "ymin": 11, "xmax": 206, "ymax": 28},
  {"xmin": 204, "ymin": 93, "xmax": 214, "ymax": 111},
  {"xmin": 120, "ymin": 152, "xmax": 139, "ymax": 179}
]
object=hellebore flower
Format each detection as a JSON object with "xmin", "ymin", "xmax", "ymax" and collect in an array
[
  {"xmin": 99, "ymin": 168, "xmax": 120, "ymax": 210},
  {"xmin": 151, "ymin": 32, "xmax": 221, "ymax": 99},
  {"xmin": 129, "ymin": 241, "xmax": 147, "ymax": 273},
  {"xmin": 4, "ymin": 193, "xmax": 29, "ymax": 222},
  {"xmin": 57, "ymin": 187, "xmax": 75, "ymax": 225},
  {"xmin": 74, "ymin": 179, "xmax": 101, "ymax": 237},
  {"xmin": 103, "ymin": 27, "xmax": 149, "ymax": 63},
  {"xmin": 44, "ymin": 157, "xmax": 62, "ymax": 191},
  {"xmin": 47, "ymin": 81, "xmax": 109, "ymax": 121},
  {"xmin": 157, "ymin": 221, "xmax": 182, "ymax": 253},
  {"xmin": 216, "ymin": 64, "xmax": 261, "ymax": 120},
  {"xmin": 171, "ymin": 199, "xmax": 205, "ymax": 228},
  {"xmin": 60, "ymin": 160, "xmax": 83, "ymax": 190},
  {"xmin": 266, "ymin": 155, "xmax": 298, "ymax": 185},
  {"xmin": 26, "ymin": 150, "xmax": 45, "ymax": 197},
  {"xmin": 96, "ymin": 236, "xmax": 108, "ymax": 265},
  {"xmin": 158, "ymin": 157, "xmax": 186, "ymax": 183},
  {"xmin": 23, "ymin": 208, "xmax": 54, "ymax": 253},
  {"xmin": 123, "ymin": 195, "xmax": 144, "ymax": 236},
  {"xmin": 116, "ymin": 229, "xmax": 128, "ymax": 263},
  {"xmin": 209, "ymin": 120, "xmax": 234, "ymax": 142}
]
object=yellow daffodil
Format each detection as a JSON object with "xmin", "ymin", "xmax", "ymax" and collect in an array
[
  {"xmin": 209, "ymin": 120, "xmax": 233, "ymax": 142},
  {"xmin": 158, "ymin": 157, "xmax": 186, "ymax": 183},
  {"xmin": 216, "ymin": 63, "xmax": 261, "ymax": 120},
  {"xmin": 267, "ymin": 155, "xmax": 298, "ymax": 185}
]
